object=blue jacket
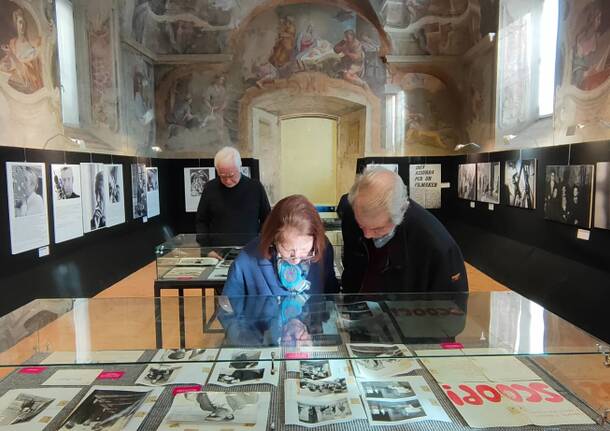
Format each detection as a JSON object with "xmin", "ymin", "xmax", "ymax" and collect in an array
[{"xmin": 222, "ymin": 237, "xmax": 340, "ymax": 296}]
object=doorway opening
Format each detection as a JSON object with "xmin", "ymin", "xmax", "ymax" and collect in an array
[{"xmin": 280, "ymin": 116, "xmax": 338, "ymax": 205}]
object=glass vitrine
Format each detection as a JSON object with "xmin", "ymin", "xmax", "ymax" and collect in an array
[{"xmin": 0, "ymin": 292, "xmax": 608, "ymax": 430}]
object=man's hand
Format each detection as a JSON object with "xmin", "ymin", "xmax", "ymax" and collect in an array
[{"xmin": 207, "ymin": 250, "xmax": 223, "ymax": 260}]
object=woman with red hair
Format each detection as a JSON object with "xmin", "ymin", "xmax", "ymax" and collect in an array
[{"xmin": 222, "ymin": 195, "xmax": 339, "ymax": 296}]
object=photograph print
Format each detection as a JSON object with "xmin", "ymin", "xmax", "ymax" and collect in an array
[
  {"xmin": 366, "ymin": 398, "xmax": 426, "ymax": 423},
  {"xmin": 476, "ymin": 161, "xmax": 500, "ymax": 204},
  {"xmin": 10, "ymin": 164, "xmax": 45, "ymax": 217},
  {"xmin": 131, "ymin": 163, "xmax": 148, "ymax": 218},
  {"xmin": 544, "ymin": 165, "xmax": 594, "ymax": 228},
  {"xmin": 297, "ymin": 398, "xmax": 352, "ymax": 425},
  {"xmin": 160, "ymin": 392, "xmax": 270, "ymax": 431},
  {"xmin": 184, "ymin": 167, "xmax": 216, "ymax": 212},
  {"xmin": 299, "ymin": 378, "xmax": 347, "ymax": 396},
  {"xmin": 105, "ymin": 164, "xmax": 125, "ymax": 227},
  {"xmin": 80, "ymin": 163, "xmax": 107, "ymax": 232},
  {"xmin": 300, "ymin": 360, "xmax": 331, "ymax": 381},
  {"xmin": 0, "ymin": 393, "xmax": 53, "ymax": 425},
  {"xmin": 504, "ymin": 159, "xmax": 536, "ymax": 208},
  {"xmin": 0, "ymin": 387, "xmax": 81, "ymax": 431},
  {"xmin": 136, "ymin": 364, "xmax": 180, "ymax": 386},
  {"xmin": 457, "ymin": 163, "xmax": 476, "ymax": 200},
  {"xmin": 361, "ymin": 381, "xmax": 415, "ymax": 399},
  {"xmin": 6, "ymin": 162, "xmax": 50, "ymax": 254},
  {"xmin": 594, "ymin": 162, "xmax": 610, "ymax": 230},
  {"xmin": 52, "ymin": 165, "xmax": 81, "ymax": 200},
  {"xmin": 58, "ymin": 387, "xmax": 154, "ymax": 431}
]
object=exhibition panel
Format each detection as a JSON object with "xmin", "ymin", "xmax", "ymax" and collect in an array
[{"xmin": 0, "ymin": 293, "xmax": 607, "ymax": 429}]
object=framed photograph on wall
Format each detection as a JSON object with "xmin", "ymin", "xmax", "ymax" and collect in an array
[
  {"xmin": 504, "ymin": 159, "xmax": 536, "ymax": 209},
  {"xmin": 51, "ymin": 164, "xmax": 84, "ymax": 243},
  {"xmin": 457, "ymin": 163, "xmax": 476, "ymax": 200},
  {"xmin": 6, "ymin": 162, "xmax": 50, "ymax": 254},
  {"xmin": 476, "ymin": 162, "xmax": 500, "ymax": 204},
  {"xmin": 131, "ymin": 163, "xmax": 148, "ymax": 219},
  {"xmin": 544, "ymin": 165, "xmax": 594, "ymax": 228},
  {"xmin": 594, "ymin": 162, "xmax": 610, "ymax": 230},
  {"xmin": 184, "ymin": 167, "xmax": 216, "ymax": 213}
]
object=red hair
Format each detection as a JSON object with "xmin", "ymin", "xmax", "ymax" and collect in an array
[{"xmin": 259, "ymin": 195, "xmax": 326, "ymax": 262}]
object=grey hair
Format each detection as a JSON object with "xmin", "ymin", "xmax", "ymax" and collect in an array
[
  {"xmin": 214, "ymin": 146, "xmax": 242, "ymax": 170},
  {"xmin": 348, "ymin": 166, "xmax": 409, "ymax": 225}
]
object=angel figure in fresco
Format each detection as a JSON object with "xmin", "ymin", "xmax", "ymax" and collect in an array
[
  {"xmin": 0, "ymin": 8, "xmax": 44, "ymax": 94},
  {"xmin": 333, "ymin": 29, "xmax": 368, "ymax": 88},
  {"xmin": 571, "ymin": 0, "xmax": 610, "ymax": 91}
]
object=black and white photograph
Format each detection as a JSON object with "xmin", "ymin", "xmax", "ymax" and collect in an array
[
  {"xmin": 146, "ymin": 167, "xmax": 160, "ymax": 218},
  {"xmin": 341, "ymin": 314, "xmax": 400, "ymax": 344},
  {"xmin": 52, "ymin": 165, "xmax": 80, "ymax": 200},
  {"xmin": 297, "ymin": 398, "xmax": 353, "ymax": 425},
  {"xmin": 340, "ymin": 310, "xmax": 373, "ymax": 321},
  {"xmin": 458, "ymin": 163, "xmax": 476, "ymax": 200},
  {"xmin": 0, "ymin": 388, "xmax": 80, "ymax": 430},
  {"xmin": 105, "ymin": 164, "xmax": 125, "ymax": 227},
  {"xmin": 209, "ymin": 348, "xmax": 279, "ymax": 387},
  {"xmin": 284, "ymin": 378, "xmax": 365, "ymax": 427},
  {"xmin": 184, "ymin": 167, "xmax": 216, "ymax": 212},
  {"xmin": 504, "ymin": 159, "xmax": 536, "ymax": 208},
  {"xmin": 361, "ymin": 381, "xmax": 415, "ymax": 399},
  {"xmin": 57, "ymin": 386, "xmax": 160, "ymax": 431},
  {"xmin": 217, "ymin": 368, "xmax": 265, "ymax": 385},
  {"xmin": 240, "ymin": 166, "xmax": 251, "ymax": 178},
  {"xmin": 137, "ymin": 364, "xmax": 179, "ymax": 385},
  {"xmin": 6, "ymin": 162, "xmax": 50, "ymax": 254},
  {"xmin": 594, "ymin": 162, "xmax": 610, "ymax": 230},
  {"xmin": 151, "ymin": 348, "xmax": 217, "ymax": 362},
  {"xmin": 337, "ymin": 301, "xmax": 380, "ymax": 314},
  {"xmin": 51, "ymin": 164, "xmax": 84, "ymax": 244},
  {"xmin": 299, "ymin": 378, "xmax": 347, "ymax": 396},
  {"xmin": 160, "ymin": 392, "xmax": 270, "ymax": 431},
  {"xmin": 347, "ymin": 344, "xmax": 419, "ymax": 378},
  {"xmin": 80, "ymin": 163, "xmax": 107, "ymax": 233},
  {"xmin": 300, "ymin": 360, "xmax": 331, "ymax": 380},
  {"xmin": 229, "ymin": 351, "xmax": 261, "ymax": 369},
  {"xmin": 544, "ymin": 165, "xmax": 594, "ymax": 228},
  {"xmin": 131, "ymin": 163, "xmax": 148, "ymax": 219},
  {"xmin": 476, "ymin": 162, "xmax": 500, "ymax": 204},
  {"xmin": 409, "ymin": 164, "xmax": 442, "ymax": 209},
  {"xmin": 361, "ymin": 376, "xmax": 451, "ymax": 425},
  {"xmin": 0, "ymin": 393, "xmax": 52, "ymax": 425},
  {"xmin": 367, "ymin": 399, "xmax": 426, "ymax": 422}
]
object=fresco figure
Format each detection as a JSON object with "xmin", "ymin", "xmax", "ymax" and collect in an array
[
  {"xmin": 201, "ymin": 75, "xmax": 228, "ymax": 141},
  {"xmin": 0, "ymin": 8, "xmax": 43, "ymax": 94},
  {"xmin": 571, "ymin": 0, "xmax": 610, "ymax": 91},
  {"xmin": 133, "ymin": 66, "xmax": 155, "ymax": 151},
  {"xmin": 253, "ymin": 61, "xmax": 278, "ymax": 88},
  {"xmin": 269, "ymin": 16, "xmax": 296, "ymax": 70},
  {"xmin": 333, "ymin": 30, "xmax": 367, "ymax": 88},
  {"xmin": 167, "ymin": 91, "xmax": 200, "ymax": 138}
]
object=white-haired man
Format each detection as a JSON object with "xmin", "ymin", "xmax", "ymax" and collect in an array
[
  {"xmin": 341, "ymin": 167, "xmax": 467, "ymax": 293},
  {"xmin": 196, "ymin": 147, "xmax": 270, "ymax": 238}
]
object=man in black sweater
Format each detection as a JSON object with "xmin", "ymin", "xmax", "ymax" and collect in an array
[
  {"xmin": 341, "ymin": 167, "xmax": 468, "ymax": 293},
  {"xmin": 196, "ymin": 147, "xmax": 270, "ymax": 244}
]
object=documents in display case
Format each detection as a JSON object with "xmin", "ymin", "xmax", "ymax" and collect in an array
[{"xmin": 0, "ymin": 292, "xmax": 608, "ymax": 430}]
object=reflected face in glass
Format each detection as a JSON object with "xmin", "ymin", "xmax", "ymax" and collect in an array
[
  {"xmin": 353, "ymin": 204, "xmax": 395, "ymax": 239},
  {"xmin": 276, "ymin": 230, "xmax": 314, "ymax": 264},
  {"xmin": 216, "ymin": 161, "xmax": 241, "ymax": 188}
]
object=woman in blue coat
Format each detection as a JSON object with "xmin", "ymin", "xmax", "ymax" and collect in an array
[{"xmin": 222, "ymin": 194, "xmax": 339, "ymax": 296}]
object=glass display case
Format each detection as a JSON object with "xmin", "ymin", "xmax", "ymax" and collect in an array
[
  {"xmin": 154, "ymin": 234, "xmax": 344, "ymax": 292},
  {"xmin": 0, "ymin": 292, "xmax": 608, "ymax": 430}
]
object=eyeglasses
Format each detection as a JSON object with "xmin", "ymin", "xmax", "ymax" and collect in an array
[
  {"xmin": 218, "ymin": 172, "xmax": 238, "ymax": 180},
  {"xmin": 275, "ymin": 243, "xmax": 316, "ymax": 263}
]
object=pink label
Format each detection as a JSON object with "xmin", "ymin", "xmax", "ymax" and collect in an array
[
  {"xmin": 284, "ymin": 352, "xmax": 310, "ymax": 359},
  {"xmin": 173, "ymin": 385, "xmax": 202, "ymax": 396},
  {"xmin": 176, "ymin": 276, "xmax": 193, "ymax": 280},
  {"xmin": 441, "ymin": 342, "xmax": 464, "ymax": 350},
  {"xmin": 98, "ymin": 371, "xmax": 125, "ymax": 380},
  {"xmin": 19, "ymin": 367, "xmax": 47, "ymax": 374}
]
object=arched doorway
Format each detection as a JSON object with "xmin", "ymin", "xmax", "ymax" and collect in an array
[{"xmin": 240, "ymin": 73, "xmax": 377, "ymax": 204}]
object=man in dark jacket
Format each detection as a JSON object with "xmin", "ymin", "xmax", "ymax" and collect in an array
[
  {"xmin": 196, "ymin": 147, "xmax": 270, "ymax": 237},
  {"xmin": 341, "ymin": 167, "xmax": 468, "ymax": 293}
]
